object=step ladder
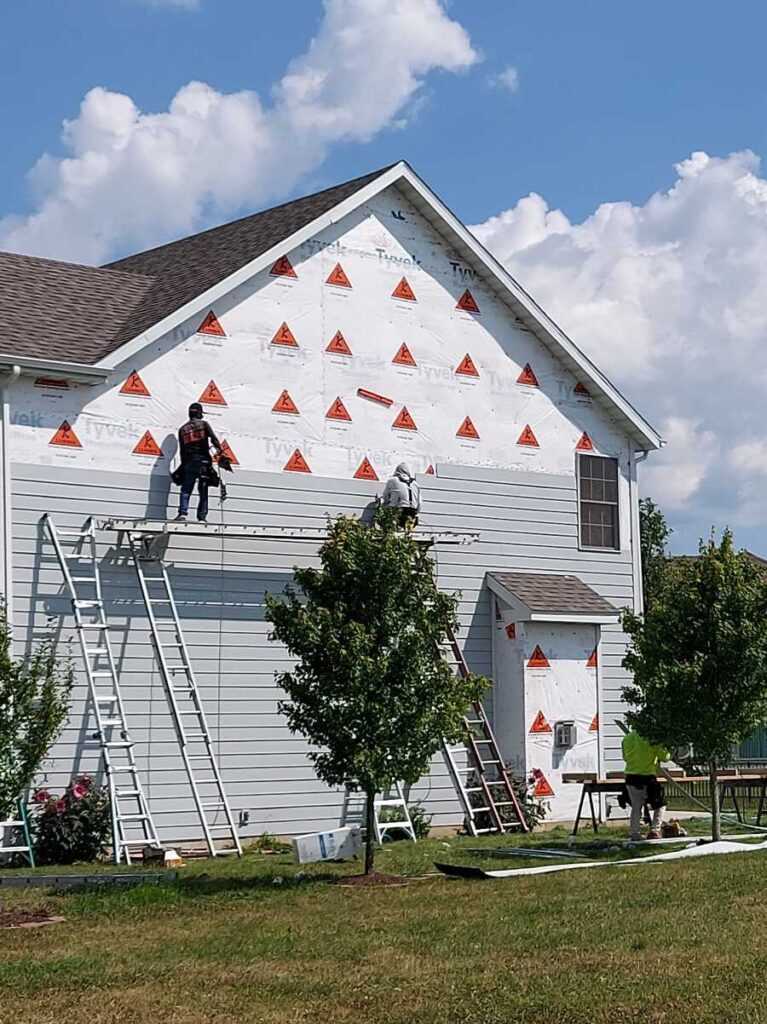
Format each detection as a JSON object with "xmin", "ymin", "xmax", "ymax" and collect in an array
[
  {"xmin": 0, "ymin": 799, "xmax": 35, "ymax": 866},
  {"xmin": 43, "ymin": 515, "xmax": 161, "ymax": 864},
  {"xmin": 441, "ymin": 627, "xmax": 529, "ymax": 836},
  {"xmin": 341, "ymin": 782, "xmax": 417, "ymax": 843},
  {"xmin": 125, "ymin": 529, "xmax": 242, "ymax": 857}
]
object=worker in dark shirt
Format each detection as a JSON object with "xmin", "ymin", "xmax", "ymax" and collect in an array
[{"xmin": 175, "ymin": 402, "xmax": 222, "ymax": 522}]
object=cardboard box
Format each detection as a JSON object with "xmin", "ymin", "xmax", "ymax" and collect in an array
[{"xmin": 292, "ymin": 826, "xmax": 362, "ymax": 864}]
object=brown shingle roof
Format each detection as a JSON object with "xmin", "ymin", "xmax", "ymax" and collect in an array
[
  {"xmin": 0, "ymin": 165, "xmax": 395, "ymax": 366},
  {"xmin": 489, "ymin": 572, "xmax": 618, "ymax": 616}
]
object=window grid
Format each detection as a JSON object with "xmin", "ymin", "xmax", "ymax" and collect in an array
[{"xmin": 578, "ymin": 454, "xmax": 619, "ymax": 550}]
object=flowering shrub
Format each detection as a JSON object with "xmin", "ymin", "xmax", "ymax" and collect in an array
[{"xmin": 30, "ymin": 775, "xmax": 111, "ymax": 865}]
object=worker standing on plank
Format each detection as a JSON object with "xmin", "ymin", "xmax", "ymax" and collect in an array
[
  {"xmin": 382, "ymin": 463, "xmax": 421, "ymax": 528},
  {"xmin": 622, "ymin": 728, "xmax": 670, "ymax": 841},
  {"xmin": 174, "ymin": 402, "xmax": 223, "ymax": 523}
]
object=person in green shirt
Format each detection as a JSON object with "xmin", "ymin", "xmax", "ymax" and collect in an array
[{"xmin": 622, "ymin": 729, "xmax": 670, "ymax": 840}]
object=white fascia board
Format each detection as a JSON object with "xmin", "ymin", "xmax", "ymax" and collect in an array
[
  {"xmin": 93, "ymin": 159, "xmax": 662, "ymax": 450},
  {"xmin": 96, "ymin": 163, "xmax": 411, "ymax": 372},
  {"xmin": 0, "ymin": 354, "xmax": 108, "ymax": 385},
  {"xmin": 528, "ymin": 611, "xmax": 620, "ymax": 625},
  {"xmin": 394, "ymin": 166, "xmax": 662, "ymax": 451}
]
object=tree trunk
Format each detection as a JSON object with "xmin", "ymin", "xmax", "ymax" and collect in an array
[
  {"xmin": 364, "ymin": 786, "xmax": 376, "ymax": 875},
  {"xmin": 709, "ymin": 760, "xmax": 721, "ymax": 842}
]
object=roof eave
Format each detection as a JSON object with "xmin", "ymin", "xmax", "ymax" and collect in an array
[{"xmin": 0, "ymin": 354, "xmax": 108, "ymax": 385}]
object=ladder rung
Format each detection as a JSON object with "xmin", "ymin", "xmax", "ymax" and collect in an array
[
  {"xmin": 118, "ymin": 814, "xmax": 152, "ymax": 822},
  {"xmin": 207, "ymin": 825, "xmax": 234, "ymax": 831},
  {"xmin": 86, "ymin": 648, "xmax": 109, "ymax": 656},
  {"xmin": 492, "ymin": 801, "xmax": 517, "ymax": 808},
  {"xmin": 100, "ymin": 718, "xmax": 124, "ymax": 727},
  {"xmin": 187, "ymin": 755, "xmax": 212, "ymax": 760},
  {"xmin": 142, "ymin": 577, "xmax": 166, "ymax": 583},
  {"xmin": 115, "ymin": 789, "xmax": 141, "ymax": 798},
  {"xmin": 201, "ymin": 802, "xmax": 226, "ymax": 809},
  {"xmin": 105, "ymin": 741, "xmax": 133, "ymax": 749},
  {"xmin": 64, "ymin": 553, "xmax": 86, "ymax": 559},
  {"xmin": 185, "ymin": 733, "xmax": 208, "ymax": 740},
  {"xmin": 80, "ymin": 623, "xmax": 109, "ymax": 630},
  {"xmin": 75, "ymin": 600, "xmax": 102, "ymax": 608},
  {"xmin": 109, "ymin": 765, "xmax": 140, "ymax": 773},
  {"xmin": 71, "ymin": 577, "xmax": 97, "ymax": 583},
  {"xmin": 470, "ymin": 806, "xmax": 491, "ymax": 814}
]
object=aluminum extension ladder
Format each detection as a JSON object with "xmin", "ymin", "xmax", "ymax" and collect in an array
[
  {"xmin": 43, "ymin": 515, "xmax": 161, "ymax": 863},
  {"xmin": 125, "ymin": 529, "xmax": 241, "ymax": 858},
  {"xmin": 341, "ymin": 782, "xmax": 417, "ymax": 843},
  {"xmin": 441, "ymin": 627, "xmax": 529, "ymax": 836},
  {"xmin": 0, "ymin": 799, "xmax": 35, "ymax": 866}
]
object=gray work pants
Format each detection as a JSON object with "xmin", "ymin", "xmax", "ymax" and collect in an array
[{"xmin": 627, "ymin": 784, "xmax": 664, "ymax": 838}]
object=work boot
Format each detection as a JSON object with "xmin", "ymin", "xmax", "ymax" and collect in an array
[
  {"xmin": 646, "ymin": 830, "xmax": 661, "ymax": 840},
  {"xmin": 174, "ymin": 513, "xmax": 187, "ymax": 522}
]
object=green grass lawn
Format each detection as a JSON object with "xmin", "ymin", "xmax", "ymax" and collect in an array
[{"xmin": 2, "ymin": 823, "xmax": 767, "ymax": 1024}]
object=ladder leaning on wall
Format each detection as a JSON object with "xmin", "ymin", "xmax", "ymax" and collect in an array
[
  {"xmin": 440, "ymin": 626, "xmax": 529, "ymax": 836},
  {"xmin": 123, "ymin": 527, "xmax": 242, "ymax": 858},
  {"xmin": 43, "ymin": 515, "xmax": 162, "ymax": 864}
]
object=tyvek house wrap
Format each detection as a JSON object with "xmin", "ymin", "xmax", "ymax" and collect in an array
[{"xmin": 8, "ymin": 187, "xmax": 631, "ymax": 498}]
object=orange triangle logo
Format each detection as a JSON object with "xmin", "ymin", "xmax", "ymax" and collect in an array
[
  {"xmin": 50, "ymin": 420, "xmax": 82, "ymax": 448},
  {"xmin": 272, "ymin": 390, "xmax": 299, "ymax": 415},
  {"xmin": 587, "ymin": 647, "xmax": 598, "ymax": 669},
  {"xmin": 392, "ymin": 342, "xmax": 416, "ymax": 367},
  {"xmin": 455, "ymin": 353, "xmax": 479, "ymax": 378},
  {"xmin": 505, "ymin": 623, "xmax": 516, "ymax": 640},
  {"xmin": 284, "ymin": 448, "xmax": 311, "ymax": 473},
  {"xmin": 529, "ymin": 710, "xmax": 552, "ymax": 734},
  {"xmin": 120, "ymin": 370, "xmax": 150, "ymax": 397},
  {"xmin": 270, "ymin": 255, "xmax": 297, "ymax": 279},
  {"xmin": 326, "ymin": 263, "xmax": 351, "ymax": 288},
  {"xmin": 326, "ymin": 397, "xmax": 351, "ymax": 422},
  {"xmin": 589, "ymin": 714, "xmax": 599, "ymax": 732},
  {"xmin": 517, "ymin": 363, "xmax": 539, "ymax": 387},
  {"xmin": 517, "ymin": 425, "xmax": 539, "ymax": 448},
  {"xmin": 197, "ymin": 311, "xmax": 226, "ymax": 337},
  {"xmin": 456, "ymin": 289, "xmax": 480, "ymax": 314},
  {"xmin": 272, "ymin": 322, "xmax": 298, "ymax": 348},
  {"xmin": 392, "ymin": 406, "xmax": 417, "ymax": 431},
  {"xmin": 132, "ymin": 431, "xmax": 163, "ymax": 457},
  {"xmin": 528, "ymin": 644, "xmax": 550, "ymax": 669},
  {"xmin": 576, "ymin": 432, "xmax": 594, "ymax": 452},
  {"xmin": 392, "ymin": 277, "xmax": 416, "ymax": 302},
  {"xmin": 425, "ymin": 464, "xmax": 435, "ymax": 475},
  {"xmin": 457, "ymin": 416, "xmax": 479, "ymax": 440},
  {"xmin": 533, "ymin": 770, "xmax": 555, "ymax": 798},
  {"xmin": 199, "ymin": 380, "xmax": 226, "ymax": 406},
  {"xmin": 216, "ymin": 440, "xmax": 239, "ymax": 466},
  {"xmin": 326, "ymin": 330, "xmax": 352, "ymax": 356},
  {"xmin": 354, "ymin": 457, "xmax": 378, "ymax": 481},
  {"xmin": 574, "ymin": 381, "xmax": 591, "ymax": 397}
]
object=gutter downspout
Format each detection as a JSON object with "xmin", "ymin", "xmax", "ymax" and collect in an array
[
  {"xmin": 629, "ymin": 447, "xmax": 651, "ymax": 614},
  {"xmin": 1, "ymin": 365, "xmax": 20, "ymax": 636}
]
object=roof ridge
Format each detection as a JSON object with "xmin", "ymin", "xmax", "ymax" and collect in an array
[{"xmin": 104, "ymin": 163, "xmax": 398, "ymax": 272}]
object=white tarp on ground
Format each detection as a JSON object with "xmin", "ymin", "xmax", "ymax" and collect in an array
[{"xmin": 436, "ymin": 838, "xmax": 767, "ymax": 880}]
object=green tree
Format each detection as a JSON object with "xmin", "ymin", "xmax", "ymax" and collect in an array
[
  {"xmin": 0, "ymin": 610, "xmax": 73, "ymax": 820},
  {"xmin": 265, "ymin": 508, "xmax": 486, "ymax": 874},
  {"xmin": 622, "ymin": 530, "xmax": 767, "ymax": 839},
  {"xmin": 639, "ymin": 497, "xmax": 671, "ymax": 610}
]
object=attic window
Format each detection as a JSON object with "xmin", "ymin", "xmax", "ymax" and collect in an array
[{"xmin": 578, "ymin": 455, "xmax": 619, "ymax": 550}]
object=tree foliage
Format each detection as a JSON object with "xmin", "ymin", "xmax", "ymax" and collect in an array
[
  {"xmin": 0, "ymin": 611, "xmax": 73, "ymax": 819},
  {"xmin": 265, "ymin": 508, "xmax": 486, "ymax": 872},
  {"xmin": 622, "ymin": 530, "xmax": 767, "ymax": 838},
  {"xmin": 639, "ymin": 497, "xmax": 671, "ymax": 610}
]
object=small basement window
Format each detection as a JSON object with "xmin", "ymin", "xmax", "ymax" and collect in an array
[{"xmin": 578, "ymin": 454, "xmax": 619, "ymax": 550}]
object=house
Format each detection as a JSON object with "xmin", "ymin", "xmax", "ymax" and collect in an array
[{"xmin": 0, "ymin": 161, "xmax": 662, "ymax": 839}]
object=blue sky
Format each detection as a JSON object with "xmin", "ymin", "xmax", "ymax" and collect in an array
[{"xmin": 3, "ymin": 1, "xmax": 767, "ymax": 553}]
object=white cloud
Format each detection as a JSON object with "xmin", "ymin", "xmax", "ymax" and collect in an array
[
  {"xmin": 0, "ymin": 0, "xmax": 477, "ymax": 264},
  {"xmin": 470, "ymin": 150, "xmax": 767, "ymax": 548},
  {"xmin": 491, "ymin": 66, "xmax": 519, "ymax": 93}
]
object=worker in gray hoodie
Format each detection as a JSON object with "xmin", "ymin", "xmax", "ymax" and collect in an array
[{"xmin": 382, "ymin": 462, "xmax": 421, "ymax": 528}]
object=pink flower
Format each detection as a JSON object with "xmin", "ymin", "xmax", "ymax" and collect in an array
[
  {"xmin": 73, "ymin": 775, "xmax": 93, "ymax": 791},
  {"xmin": 32, "ymin": 788, "xmax": 50, "ymax": 804},
  {"xmin": 70, "ymin": 783, "xmax": 87, "ymax": 800}
]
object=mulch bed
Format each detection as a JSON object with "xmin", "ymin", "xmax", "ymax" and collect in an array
[{"xmin": 0, "ymin": 908, "xmax": 65, "ymax": 929}]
